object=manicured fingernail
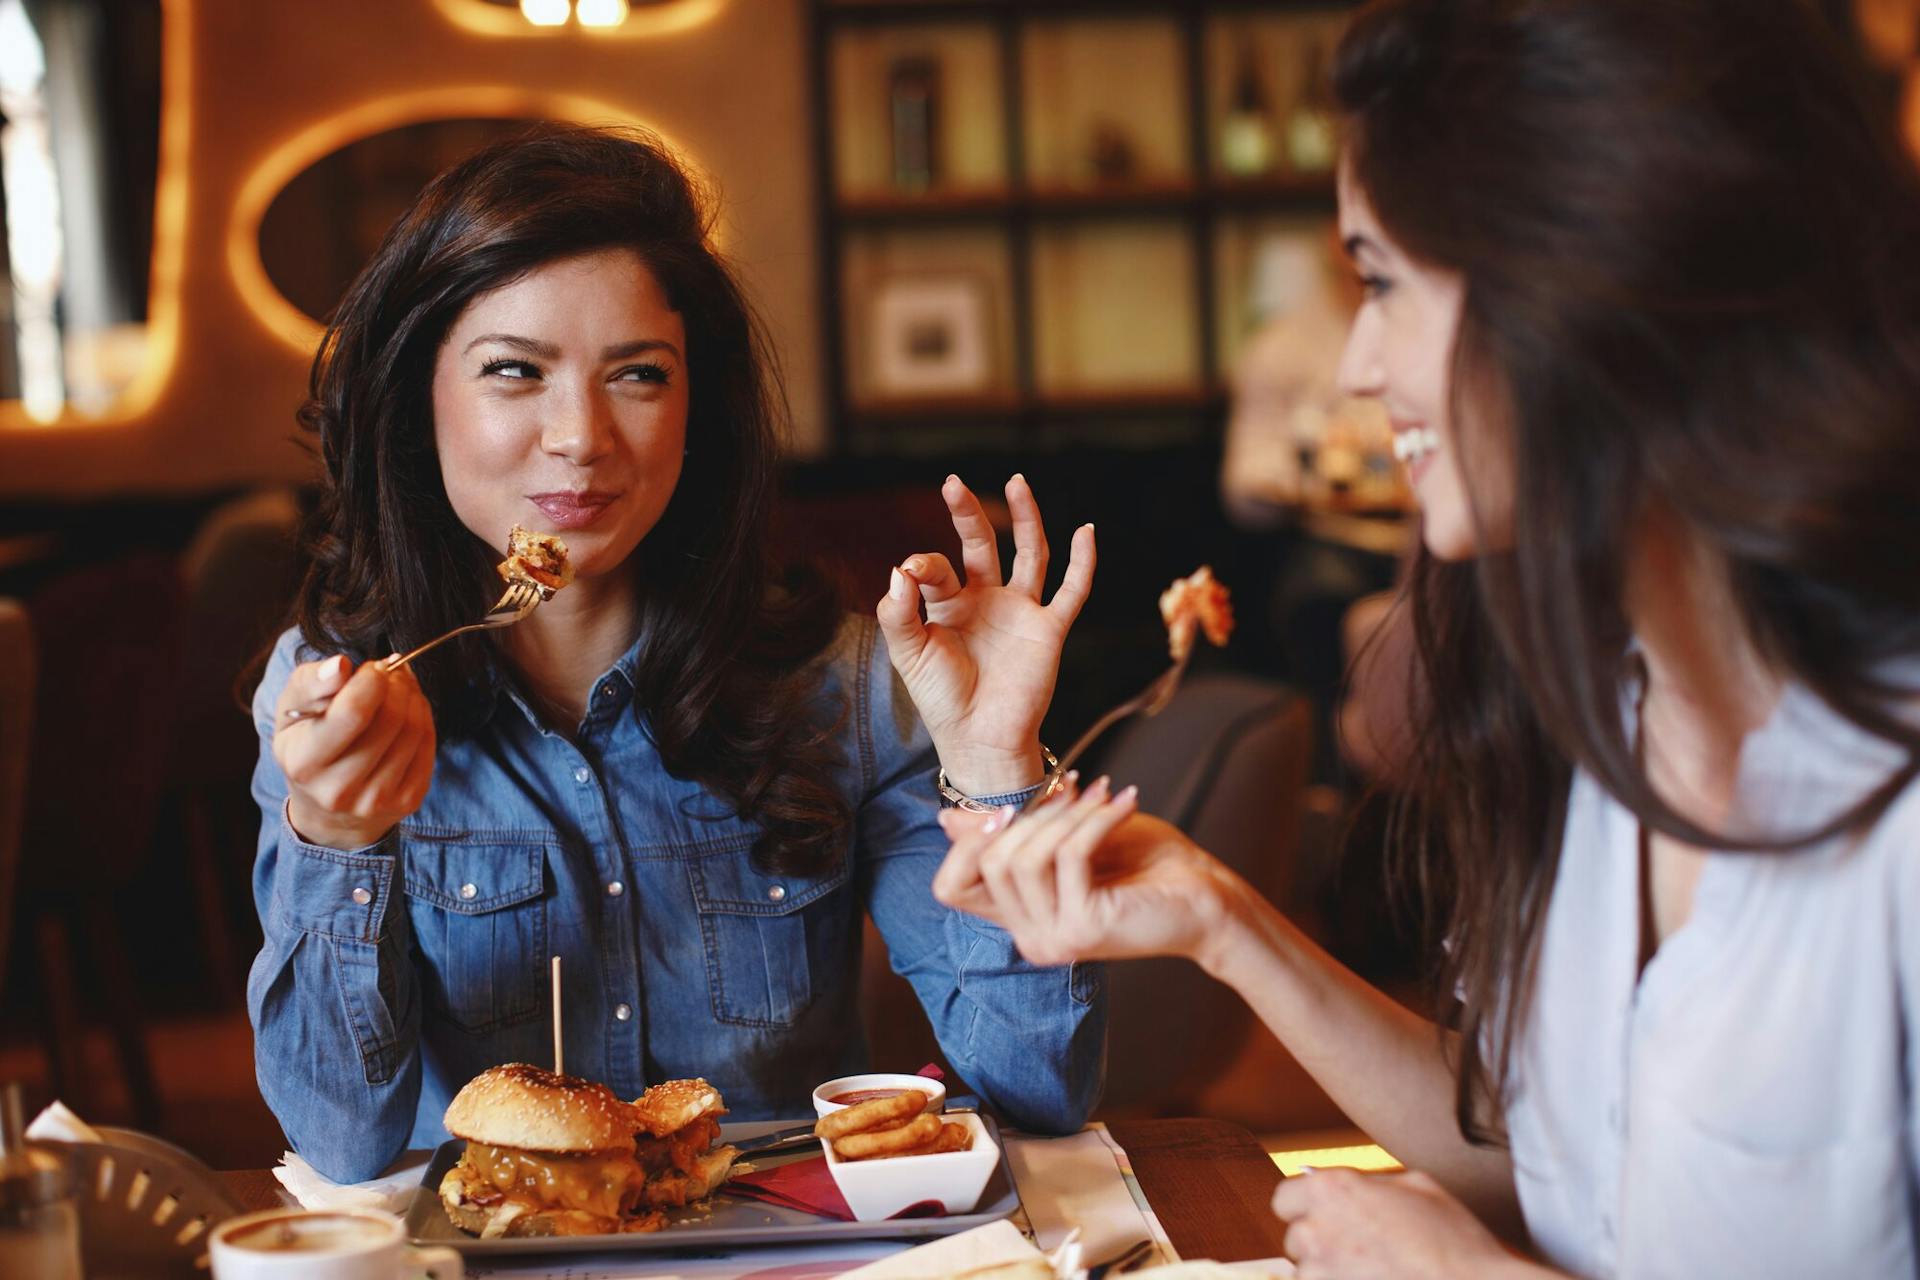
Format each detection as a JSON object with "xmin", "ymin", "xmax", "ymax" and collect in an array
[
  {"xmin": 1092, "ymin": 774, "xmax": 1111, "ymax": 794},
  {"xmin": 1118, "ymin": 784, "xmax": 1139, "ymax": 803},
  {"xmin": 945, "ymin": 474, "xmax": 960, "ymax": 488},
  {"xmin": 1011, "ymin": 472, "xmax": 1026, "ymax": 485},
  {"xmin": 1083, "ymin": 522, "xmax": 1095, "ymax": 533},
  {"xmin": 1297, "ymin": 1165, "xmax": 1318, "ymax": 1176},
  {"xmin": 890, "ymin": 567, "xmax": 908, "ymax": 600}
]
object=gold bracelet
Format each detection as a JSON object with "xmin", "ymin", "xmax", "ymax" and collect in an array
[{"xmin": 936, "ymin": 746, "xmax": 1060, "ymax": 813}]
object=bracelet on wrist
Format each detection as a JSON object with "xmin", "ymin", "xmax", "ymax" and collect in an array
[{"xmin": 936, "ymin": 746, "xmax": 1060, "ymax": 813}]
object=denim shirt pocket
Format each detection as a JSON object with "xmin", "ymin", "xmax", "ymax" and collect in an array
[
  {"xmin": 400, "ymin": 831, "xmax": 549, "ymax": 1035},
  {"xmin": 686, "ymin": 839, "xmax": 851, "ymax": 1028}
]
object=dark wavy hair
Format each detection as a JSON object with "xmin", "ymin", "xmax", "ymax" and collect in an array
[
  {"xmin": 1333, "ymin": 0, "xmax": 1920, "ymax": 1143},
  {"xmin": 292, "ymin": 122, "xmax": 849, "ymax": 875}
]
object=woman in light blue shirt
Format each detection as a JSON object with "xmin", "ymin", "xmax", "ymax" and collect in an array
[
  {"xmin": 933, "ymin": 2, "xmax": 1920, "ymax": 1276},
  {"xmin": 247, "ymin": 124, "xmax": 1104, "ymax": 1183}
]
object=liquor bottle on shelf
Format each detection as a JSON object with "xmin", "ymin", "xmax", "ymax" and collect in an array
[
  {"xmin": 1220, "ymin": 40, "xmax": 1275, "ymax": 177},
  {"xmin": 1286, "ymin": 35, "xmax": 1337, "ymax": 174},
  {"xmin": 888, "ymin": 55, "xmax": 940, "ymax": 192}
]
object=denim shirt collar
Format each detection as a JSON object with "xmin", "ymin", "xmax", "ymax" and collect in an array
[{"xmin": 476, "ymin": 620, "xmax": 647, "ymax": 735}]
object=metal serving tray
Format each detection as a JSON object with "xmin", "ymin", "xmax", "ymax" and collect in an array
[{"xmin": 403, "ymin": 1110, "xmax": 1019, "ymax": 1256}]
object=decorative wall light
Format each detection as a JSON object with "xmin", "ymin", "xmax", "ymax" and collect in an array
[
  {"xmin": 433, "ymin": 0, "xmax": 721, "ymax": 39},
  {"xmin": 227, "ymin": 88, "xmax": 671, "ymax": 355}
]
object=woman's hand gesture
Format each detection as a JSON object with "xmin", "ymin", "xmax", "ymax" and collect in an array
[
  {"xmin": 876, "ymin": 474, "xmax": 1094, "ymax": 797},
  {"xmin": 272, "ymin": 654, "xmax": 436, "ymax": 851},
  {"xmin": 931, "ymin": 780, "xmax": 1246, "ymax": 969}
]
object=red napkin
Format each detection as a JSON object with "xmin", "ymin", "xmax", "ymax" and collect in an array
[{"xmin": 725, "ymin": 1155, "xmax": 948, "ymax": 1220}]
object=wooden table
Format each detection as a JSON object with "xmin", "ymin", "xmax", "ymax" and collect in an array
[{"xmin": 222, "ymin": 1117, "xmax": 1290, "ymax": 1263}]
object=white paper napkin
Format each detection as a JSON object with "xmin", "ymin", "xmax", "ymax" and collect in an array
[
  {"xmin": 1006, "ymin": 1126, "xmax": 1173, "ymax": 1263},
  {"xmin": 272, "ymin": 1149, "xmax": 434, "ymax": 1216},
  {"xmin": 26, "ymin": 1100, "xmax": 103, "ymax": 1144},
  {"xmin": 835, "ymin": 1220, "xmax": 1048, "ymax": 1279}
]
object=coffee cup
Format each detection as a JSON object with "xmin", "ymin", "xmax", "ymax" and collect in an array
[{"xmin": 208, "ymin": 1207, "xmax": 461, "ymax": 1280}]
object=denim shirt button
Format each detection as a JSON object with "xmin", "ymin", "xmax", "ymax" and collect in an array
[
  {"xmin": 459, "ymin": 882, "xmax": 478, "ymax": 901},
  {"xmin": 601, "ymin": 683, "xmax": 618, "ymax": 700},
  {"xmin": 350, "ymin": 886, "xmax": 372, "ymax": 905},
  {"xmin": 606, "ymin": 881, "xmax": 624, "ymax": 897},
  {"xmin": 573, "ymin": 766, "xmax": 592, "ymax": 785},
  {"xmin": 613, "ymin": 1003, "xmax": 632, "ymax": 1022},
  {"xmin": 766, "ymin": 883, "xmax": 787, "ymax": 903}
]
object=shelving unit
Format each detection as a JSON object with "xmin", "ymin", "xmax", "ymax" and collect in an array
[{"xmin": 809, "ymin": 0, "xmax": 1355, "ymax": 453}]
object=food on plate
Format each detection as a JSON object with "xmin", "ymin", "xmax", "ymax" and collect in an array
[
  {"xmin": 496, "ymin": 524, "xmax": 573, "ymax": 592},
  {"xmin": 833, "ymin": 1113, "xmax": 942, "ymax": 1161},
  {"xmin": 815, "ymin": 1090, "xmax": 928, "ymax": 1141},
  {"xmin": 628, "ymin": 1077, "xmax": 738, "ymax": 1210},
  {"xmin": 816, "ymin": 1091, "xmax": 973, "ymax": 1162},
  {"xmin": 437, "ymin": 1063, "xmax": 735, "ymax": 1238},
  {"xmin": 1157, "ymin": 566, "xmax": 1234, "ymax": 662}
]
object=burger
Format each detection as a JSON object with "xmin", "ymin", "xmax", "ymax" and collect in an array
[
  {"xmin": 629, "ymin": 1077, "xmax": 737, "ymax": 1210},
  {"xmin": 437, "ymin": 1064, "xmax": 735, "ymax": 1237}
]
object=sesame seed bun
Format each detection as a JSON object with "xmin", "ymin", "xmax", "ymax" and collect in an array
[
  {"xmin": 630, "ymin": 1078, "xmax": 724, "ymax": 1138},
  {"xmin": 443, "ymin": 1063, "xmax": 637, "ymax": 1154}
]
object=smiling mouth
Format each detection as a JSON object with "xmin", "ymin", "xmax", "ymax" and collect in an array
[
  {"xmin": 1391, "ymin": 428, "xmax": 1439, "ymax": 465},
  {"xmin": 527, "ymin": 492, "xmax": 617, "ymax": 529}
]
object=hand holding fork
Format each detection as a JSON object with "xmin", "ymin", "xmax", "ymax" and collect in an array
[{"xmin": 270, "ymin": 575, "xmax": 553, "ymax": 851}]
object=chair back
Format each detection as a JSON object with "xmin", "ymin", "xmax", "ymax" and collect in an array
[
  {"xmin": 175, "ymin": 489, "xmax": 303, "ymax": 787},
  {"xmin": 20, "ymin": 551, "xmax": 183, "ymax": 894},
  {"xmin": 1084, "ymin": 672, "xmax": 1314, "ymax": 1113},
  {"xmin": 0, "ymin": 599, "xmax": 35, "ymax": 995}
]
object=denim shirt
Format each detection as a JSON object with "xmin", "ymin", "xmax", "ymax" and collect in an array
[{"xmin": 247, "ymin": 616, "xmax": 1105, "ymax": 1183}]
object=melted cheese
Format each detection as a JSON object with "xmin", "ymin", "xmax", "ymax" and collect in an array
[{"xmin": 461, "ymin": 1143, "xmax": 644, "ymax": 1220}]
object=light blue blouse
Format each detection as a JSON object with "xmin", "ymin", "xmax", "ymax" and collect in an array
[{"xmin": 1507, "ymin": 678, "xmax": 1919, "ymax": 1277}]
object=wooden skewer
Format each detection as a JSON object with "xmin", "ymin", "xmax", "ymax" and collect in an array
[{"xmin": 551, "ymin": 955, "xmax": 564, "ymax": 1077}]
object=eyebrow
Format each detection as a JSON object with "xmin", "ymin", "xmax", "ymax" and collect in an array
[{"xmin": 462, "ymin": 334, "xmax": 683, "ymax": 362}]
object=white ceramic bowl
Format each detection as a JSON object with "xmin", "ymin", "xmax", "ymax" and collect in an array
[
  {"xmin": 821, "ymin": 1111, "xmax": 998, "ymax": 1222},
  {"xmin": 810, "ymin": 1072, "xmax": 946, "ymax": 1118}
]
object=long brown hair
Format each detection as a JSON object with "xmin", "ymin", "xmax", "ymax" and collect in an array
[
  {"xmin": 1333, "ymin": 0, "xmax": 1920, "ymax": 1142},
  {"xmin": 293, "ymin": 123, "xmax": 850, "ymax": 875}
]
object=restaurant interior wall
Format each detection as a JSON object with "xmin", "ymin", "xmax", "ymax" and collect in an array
[{"xmin": 0, "ymin": 0, "xmax": 823, "ymax": 498}]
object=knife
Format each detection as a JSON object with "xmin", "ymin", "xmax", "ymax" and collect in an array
[{"xmin": 730, "ymin": 1122, "xmax": 822, "ymax": 1157}]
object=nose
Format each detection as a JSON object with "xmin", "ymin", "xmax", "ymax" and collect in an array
[
  {"xmin": 540, "ymin": 386, "xmax": 615, "ymax": 466},
  {"xmin": 1336, "ymin": 306, "xmax": 1386, "ymax": 400}
]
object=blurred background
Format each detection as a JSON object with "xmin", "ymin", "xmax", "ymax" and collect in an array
[{"xmin": 0, "ymin": 0, "xmax": 1910, "ymax": 1171}]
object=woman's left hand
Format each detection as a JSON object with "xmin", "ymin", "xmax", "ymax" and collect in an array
[
  {"xmin": 1273, "ymin": 1169, "xmax": 1549, "ymax": 1280},
  {"xmin": 876, "ymin": 474, "xmax": 1094, "ymax": 796}
]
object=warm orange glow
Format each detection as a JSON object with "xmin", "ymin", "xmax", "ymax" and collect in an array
[
  {"xmin": 519, "ymin": 0, "xmax": 569, "ymax": 26},
  {"xmin": 226, "ymin": 88, "xmax": 681, "ymax": 356},
  {"xmin": 429, "ymin": 0, "xmax": 724, "ymax": 39},
  {"xmin": 1269, "ymin": 1143, "xmax": 1402, "ymax": 1177},
  {"xmin": 576, "ymin": 0, "xmax": 630, "ymax": 28},
  {"xmin": 0, "ymin": 0, "xmax": 190, "ymax": 432}
]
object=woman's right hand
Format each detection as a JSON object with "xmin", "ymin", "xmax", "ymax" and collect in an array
[
  {"xmin": 272, "ymin": 654, "xmax": 436, "ymax": 851},
  {"xmin": 932, "ymin": 780, "xmax": 1250, "ymax": 970}
]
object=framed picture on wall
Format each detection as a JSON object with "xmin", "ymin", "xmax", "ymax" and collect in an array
[{"xmin": 869, "ymin": 275, "xmax": 991, "ymax": 396}]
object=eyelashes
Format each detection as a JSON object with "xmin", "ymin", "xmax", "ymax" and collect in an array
[
  {"xmin": 476, "ymin": 358, "xmax": 674, "ymax": 386},
  {"xmin": 1357, "ymin": 273, "xmax": 1394, "ymax": 300}
]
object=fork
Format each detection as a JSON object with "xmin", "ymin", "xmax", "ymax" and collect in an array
[
  {"xmin": 1021, "ymin": 648, "xmax": 1190, "ymax": 813},
  {"xmin": 280, "ymin": 578, "xmax": 551, "ymax": 726}
]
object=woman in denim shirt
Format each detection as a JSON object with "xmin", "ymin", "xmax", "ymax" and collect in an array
[{"xmin": 247, "ymin": 124, "xmax": 1104, "ymax": 1183}]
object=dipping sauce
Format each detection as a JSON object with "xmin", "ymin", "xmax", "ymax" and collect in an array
[{"xmin": 828, "ymin": 1088, "xmax": 925, "ymax": 1106}]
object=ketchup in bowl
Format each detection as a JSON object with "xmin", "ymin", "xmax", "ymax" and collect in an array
[{"xmin": 827, "ymin": 1088, "xmax": 920, "ymax": 1106}]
